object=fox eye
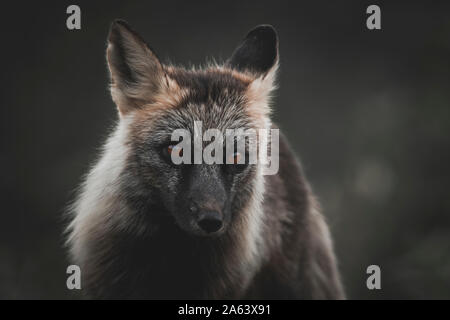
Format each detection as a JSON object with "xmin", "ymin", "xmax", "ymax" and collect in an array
[
  {"xmin": 224, "ymin": 151, "xmax": 249, "ymax": 175},
  {"xmin": 166, "ymin": 144, "xmax": 183, "ymax": 158},
  {"xmin": 162, "ymin": 144, "xmax": 184, "ymax": 165},
  {"xmin": 227, "ymin": 151, "xmax": 242, "ymax": 165}
]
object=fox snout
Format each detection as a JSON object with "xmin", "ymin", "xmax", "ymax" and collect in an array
[
  {"xmin": 182, "ymin": 199, "xmax": 226, "ymax": 236},
  {"xmin": 176, "ymin": 165, "xmax": 228, "ymax": 236},
  {"xmin": 186, "ymin": 188, "xmax": 226, "ymax": 236},
  {"xmin": 191, "ymin": 206, "xmax": 223, "ymax": 235}
]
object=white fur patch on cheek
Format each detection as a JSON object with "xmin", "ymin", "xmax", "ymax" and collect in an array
[{"xmin": 66, "ymin": 114, "xmax": 135, "ymax": 264}]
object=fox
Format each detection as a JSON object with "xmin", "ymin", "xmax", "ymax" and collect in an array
[{"xmin": 66, "ymin": 20, "xmax": 345, "ymax": 299}]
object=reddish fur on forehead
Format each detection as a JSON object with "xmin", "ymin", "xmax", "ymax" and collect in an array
[
  {"xmin": 126, "ymin": 65, "xmax": 273, "ymax": 132},
  {"xmin": 151, "ymin": 75, "xmax": 189, "ymax": 110},
  {"xmin": 131, "ymin": 66, "xmax": 251, "ymax": 113}
]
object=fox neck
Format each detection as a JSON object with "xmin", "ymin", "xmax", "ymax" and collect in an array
[{"xmin": 68, "ymin": 114, "xmax": 268, "ymax": 298}]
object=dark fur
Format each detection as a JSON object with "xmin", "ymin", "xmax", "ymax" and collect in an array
[{"xmin": 67, "ymin": 20, "xmax": 345, "ymax": 300}]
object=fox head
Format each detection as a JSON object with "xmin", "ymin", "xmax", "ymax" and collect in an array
[{"xmin": 105, "ymin": 20, "xmax": 278, "ymax": 237}]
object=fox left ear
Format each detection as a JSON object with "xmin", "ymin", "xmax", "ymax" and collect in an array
[
  {"xmin": 106, "ymin": 19, "xmax": 165, "ymax": 114},
  {"xmin": 227, "ymin": 25, "xmax": 279, "ymax": 78}
]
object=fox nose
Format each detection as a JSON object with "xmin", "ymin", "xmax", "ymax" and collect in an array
[{"xmin": 196, "ymin": 210, "xmax": 223, "ymax": 234}]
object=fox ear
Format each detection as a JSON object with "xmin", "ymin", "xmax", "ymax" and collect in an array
[
  {"xmin": 106, "ymin": 20, "xmax": 164, "ymax": 114},
  {"xmin": 227, "ymin": 25, "xmax": 279, "ymax": 78}
]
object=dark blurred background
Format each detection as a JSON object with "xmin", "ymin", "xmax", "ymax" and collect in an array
[{"xmin": 1, "ymin": 0, "xmax": 449, "ymax": 299}]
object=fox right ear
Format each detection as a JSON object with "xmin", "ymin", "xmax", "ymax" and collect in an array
[
  {"xmin": 227, "ymin": 25, "xmax": 279, "ymax": 78},
  {"xmin": 106, "ymin": 20, "xmax": 165, "ymax": 114}
]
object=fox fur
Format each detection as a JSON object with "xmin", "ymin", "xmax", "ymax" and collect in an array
[{"xmin": 66, "ymin": 20, "xmax": 345, "ymax": 299}]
